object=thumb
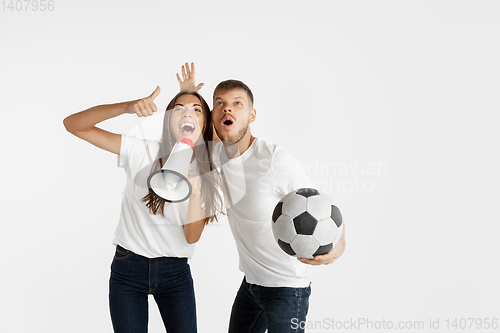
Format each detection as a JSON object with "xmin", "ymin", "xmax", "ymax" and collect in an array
[
  {"xmin": 196, "ymin": 83, "xmax": 205, "ymax": 91},
  {"xmin": 149, "ymin": 86, "xmax": 161, "ymax": 100}
]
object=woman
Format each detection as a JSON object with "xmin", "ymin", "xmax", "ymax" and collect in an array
[{"xmin": 63, "ymin": 67, "xmax": 222, "ymax": 332}]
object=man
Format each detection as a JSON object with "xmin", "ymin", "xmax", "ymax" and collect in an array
[{"xmin": 178, "ymin": 63, "xmax": 346, "ymax": 333}]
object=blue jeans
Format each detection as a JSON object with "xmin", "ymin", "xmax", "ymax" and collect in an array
[
  {"xmin": 109, "ymin": 245, "xmax": 197, "ymax": 333},
  {"xmin": 228, "ymin": 277, "xmax": 311, "ymax": 333}
]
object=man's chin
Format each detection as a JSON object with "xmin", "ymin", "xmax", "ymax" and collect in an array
[
  {"xmin": 215, "ymin": 125, "xmax": 247, "ymax": 145},
  {"xmin": 214, "ymin": 129, "xmax": 233, "ymax": 143},
  {"xmin": 219, "ymin": 133, "xmax": 243, "ymax": 144}
]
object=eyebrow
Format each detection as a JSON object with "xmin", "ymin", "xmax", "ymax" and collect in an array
[
  {"xmin": 215, "ymin": 97, "xmax": 244, "ymax": 101},
  {"xmin": 174, "ymin": 103, "xmax": 202, "ymax": 107}
]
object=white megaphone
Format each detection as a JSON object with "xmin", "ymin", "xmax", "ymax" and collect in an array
[{"xmin": 147, "ymin": 138, "xmax": 194, "ymax": 203}]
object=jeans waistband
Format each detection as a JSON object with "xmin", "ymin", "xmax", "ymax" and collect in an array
[{"xmin": 115, "ymin": 244, "xmax": 188, "ymax": 262}]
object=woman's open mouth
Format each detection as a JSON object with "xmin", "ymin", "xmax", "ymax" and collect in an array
[{"xmin": 179, "ymin": 122, "xmax": 196, "ymax": 137}]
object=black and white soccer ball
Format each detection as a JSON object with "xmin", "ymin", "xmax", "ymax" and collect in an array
[{"xmin": 271, "ymin": 188, "xmax": 343, "ymax": 259}]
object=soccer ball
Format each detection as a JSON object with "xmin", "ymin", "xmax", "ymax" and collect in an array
[{"xmin": 271, "ymin": 188, "xmax": 343, "ymax": 259}]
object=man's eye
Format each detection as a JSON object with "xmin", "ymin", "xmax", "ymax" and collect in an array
[
  {"xmin": 235, "ymin": 102, "xmax": 241, "ymax": 105},
  {"xmin": 217, "ymin": 102, "xmax": 223, "ymax": 106}
]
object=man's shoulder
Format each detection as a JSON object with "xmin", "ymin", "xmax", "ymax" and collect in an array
[
  {"xmin": 252, "ymin": 137, "xmax": 284, "ymax": 157},
  {"xmin": 254, "ymin": 136, "xmax": 277, "ymax": 147}
]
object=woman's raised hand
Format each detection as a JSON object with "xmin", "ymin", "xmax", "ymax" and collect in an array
[
  {"xmin": 177, "ymin": 62, "xmax": 205, "ymax": 93},
  {"xmin": 126, "ymin": 86, "xmax": 161, "ymax": 117}
]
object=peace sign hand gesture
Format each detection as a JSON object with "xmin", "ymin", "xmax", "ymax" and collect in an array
[
  {"xmin": 177, "ymin": 62, "xmax": 205, "ymax": 93},
  {"xmin": 126, "ymin": 86, "xmax": 161, "ymax": 117}
]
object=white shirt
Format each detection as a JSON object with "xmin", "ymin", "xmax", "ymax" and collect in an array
[
  {"xmin": 214, "ymin": 138, "xmax": 314, "ymax": 287},
  {"xmin": 113, "ymin": 134, "xmax": 196, "ymax": 258}
]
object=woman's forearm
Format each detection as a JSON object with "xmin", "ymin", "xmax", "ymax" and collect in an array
[
  {"xmin": 183, "ymin": 194, "xmax": 206, "ymax": 244},
  {"xmin": 63, "ymin": 101, "xmax": 129, "ymax": 133}
]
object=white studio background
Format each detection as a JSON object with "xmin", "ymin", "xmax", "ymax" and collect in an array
[{"xmin": 1, "ymin": 1, "xmax": 499, "ymax": 332}]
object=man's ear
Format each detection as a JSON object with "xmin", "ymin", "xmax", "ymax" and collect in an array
[{"xmin": 249, "ymin": 108, "xmax": 257, "ymax": 123}]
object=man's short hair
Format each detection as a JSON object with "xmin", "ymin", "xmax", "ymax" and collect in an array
[{"xmin": 213, "ymin": 79, "xmax": 254, "ymax": 107}]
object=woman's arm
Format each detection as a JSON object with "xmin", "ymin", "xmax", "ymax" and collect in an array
[
  {"xmin": 177, "ymin": 62, "xmax": 204, "ymax": 92},
  {"xmin": 183, "ymin": 170, "xmax": 207, "ymax": 244},
  {"xmin": 63, "ymin": 86, "xmax": 161, "ymax": 154}
]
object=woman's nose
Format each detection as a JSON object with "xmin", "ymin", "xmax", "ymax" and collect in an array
[{"xmin": 183, "ymin": 107, "xmax": 196, "ymax": 116}]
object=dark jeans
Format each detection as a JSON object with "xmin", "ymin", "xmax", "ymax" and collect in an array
[
  {"xmin": 228, "ymin": 277, "xmax": 311, "ymax": 333},
  {"xmin": 109, "ymin": 245, "xmax": 197, "ymax": 333}
]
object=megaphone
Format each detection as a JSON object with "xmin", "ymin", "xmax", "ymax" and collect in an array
[{"xmin": 147, "ymin": 138, "xmax": 194, "ymax": 203}]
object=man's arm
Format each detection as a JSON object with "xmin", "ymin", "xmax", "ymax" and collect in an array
[
  {"xmin": 271, "ymin": 149, "xmax": 346, "ymax": 265},
  {"xmin": 298, "ymin": 223, "xmax": 346, "ymax": 265}
]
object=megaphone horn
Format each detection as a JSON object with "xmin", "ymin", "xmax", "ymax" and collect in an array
[{"xmin": 147, "ymin": 138, "xmax": 194, "ymax": 203}]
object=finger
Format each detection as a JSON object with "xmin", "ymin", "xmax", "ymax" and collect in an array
[
  {"xmin": 143, "ymin": 101, "xmax": 154, "ymax": 116},
  {"xmin": 188, "ymin": 171, "xmax": 199, "ymax": 183},
  {"xmin": 148, "ymin": 86, "xmax": 161, "ymax": 100},
  {"xmin": 191, "ymin": 62, "xmax": 196, "ymax": 79},
  {"xmin": 176, "ymin": 73, "xmax": 182, "ymax": 84},
  {"xmin": 137, "ymin": 102, "xmax": 148, "ymax": 117},
  {"xmin": 314, "ymin": 253, "xmax": 336, "ymax": 263},
  {"xmin": 313, "ymin": 254, "xmax": 328, "ymax": 261},
  {"xmin": 185, "ymin": 62, "xmax": 191, "ymax": 77},
  {"xmin": 298, "ymin": 258, "xmax": 317, "ymax": 265},
  {"xmin": 149, "ymin": 101, "xmax": 158, "ymax": 113},
  {"xmin": 315, "ymin": 254, "xmax": 337, "ymax": 264},
  {"xmin": 182, "ymin": 65, "xmax": 187, "ymax": 80},
  {"xmin": 133, "ymin": 104, "xmax": 142, "ymax": 117}
]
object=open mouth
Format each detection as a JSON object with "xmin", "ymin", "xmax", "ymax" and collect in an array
[
  {"xmin": 222, "ymin": 117, "xmax": 234, "ymax": 127},
  {"xmin": 180, "ymin": 122, "xmax": 196, "ymax": 137}
]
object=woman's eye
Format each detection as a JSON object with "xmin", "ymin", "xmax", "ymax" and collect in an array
[
  {"xmin": 174, "ymin": 107, "xmax": 183, "ymax": 111},
  {"xmin": 195, "ymin": 108, "xmax": 202, "ymax": 112}
]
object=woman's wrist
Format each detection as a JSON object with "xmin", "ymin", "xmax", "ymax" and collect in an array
[{"xmin": 190, "ymin": 192, "xmax": 201, "ymax": 200}]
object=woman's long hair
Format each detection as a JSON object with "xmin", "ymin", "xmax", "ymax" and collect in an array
[{"xmin": 142, "ymin": 91, "xmax": 224, "ymax": 223}]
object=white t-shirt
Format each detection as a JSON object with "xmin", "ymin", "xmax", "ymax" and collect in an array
[
  {"xmin": 213, "ymin": 138, "xmax": 314, "ymax": 288},
  {"xmin": 113, "ymin": 134, "xmax": 196, "ymax": 259}
]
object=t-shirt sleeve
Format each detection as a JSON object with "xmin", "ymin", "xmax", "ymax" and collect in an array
[
  {"xmin": 271, "ymin": 147, "xmax": 314, "ymax": 197},
  {"xmin": 117, "ymin": 134, "xmax": 128, "ymax": 168},
  {"xmin": 210, "ymin": 141, "xmax": 223, "ymax": 172},
  {"xmin": 118, "ymin": 134, "xmax": 158, "ymax": 178}
]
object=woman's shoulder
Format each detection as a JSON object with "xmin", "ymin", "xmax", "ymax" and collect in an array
[
  {"xmin": 119, "ymin": 134, "xmax": 160, "ymax": 169},
  {"xmin": 122, "ymin": 134, "xmax": 160, "ymax": 153}
]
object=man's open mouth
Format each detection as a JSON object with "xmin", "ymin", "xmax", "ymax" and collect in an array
[{"xmin": 222, "ymin": 117, "xmax": 234, "ymax": 127}]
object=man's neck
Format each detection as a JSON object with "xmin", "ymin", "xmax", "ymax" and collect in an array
[{"xmin": 223, "ymin": 132, "xmax": 256, "ymax": 159}]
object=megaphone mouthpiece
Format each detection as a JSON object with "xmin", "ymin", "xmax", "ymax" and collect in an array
[{"xmin": 177, "ymin": 137, "xmax": 194, "ymax": 150}]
